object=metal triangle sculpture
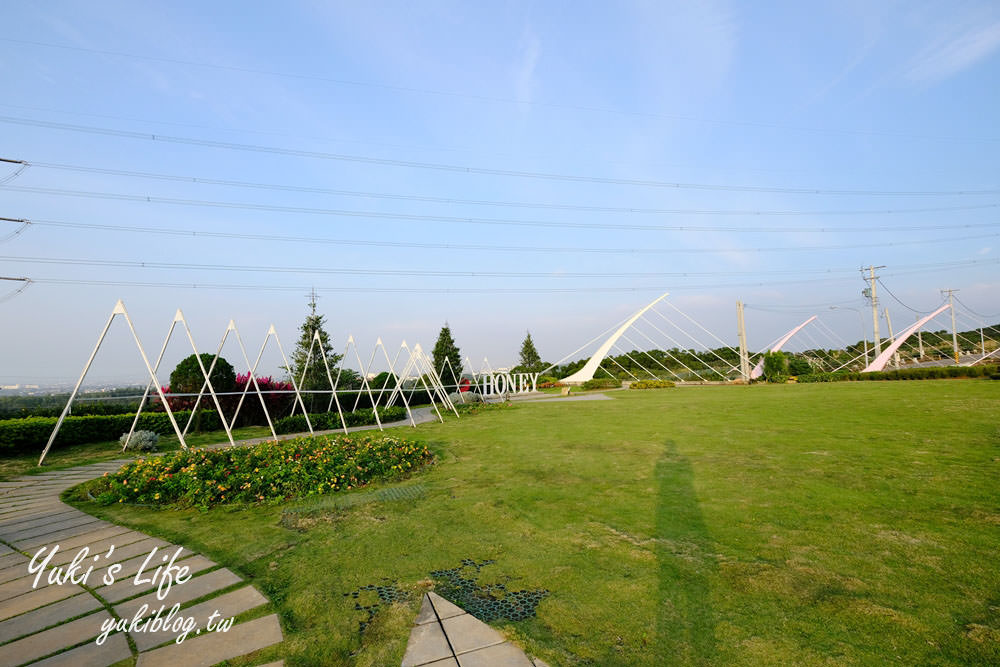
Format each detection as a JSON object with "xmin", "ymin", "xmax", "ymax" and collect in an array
[{"xmin": 39, "ymin": 301, "xmax": 457, "ymax": 466}]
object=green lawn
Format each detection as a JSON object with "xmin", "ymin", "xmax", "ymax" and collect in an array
[{"xmin": 63, "ymin": 381, "xmax": 1000, "ymax": 665}]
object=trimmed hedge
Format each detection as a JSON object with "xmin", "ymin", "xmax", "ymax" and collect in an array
[
  {"xmin": 274, "ymin": 406, "xmax": 408, "ymax": 435},
  {"xmin": 0, "ymin": 411, "xmax": 220, "ymax": 455},
  {"xmin": 797, "ymin": 365, "xmax": 998, "ymax": 383},
  {"xmin": 581, "ymin": 378, "xmax": 622, "ymax": 390},
  {"xmin": 91, "ymin": 433, "xmax": 432, "ymax": 508},
  {"xmin": 629, "ymin": 380, "xmax": 676, "ymax": 389}
]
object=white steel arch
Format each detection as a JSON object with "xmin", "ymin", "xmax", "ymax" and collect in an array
[
  {"xmin": 560, "ymin": 293, "xmax": 668, "ymax": 384},
  {"xmin": 749, "ymin": 315, "xmax": 817, "ymax": 379}
]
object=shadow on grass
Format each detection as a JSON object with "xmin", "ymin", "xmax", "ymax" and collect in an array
[{"xmin": 655, "ymin": 440, "xmax": 717, "ymax": 664}]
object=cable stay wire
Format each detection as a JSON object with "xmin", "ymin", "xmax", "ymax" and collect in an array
[
  {"xmin": 3, "ymin": 116, "xmax": 999, "ymax": 196},
  {"xmin": 17, "ymin": 160, "xmax": 1000, "ymax": 217},
  {"xmin": 11, "ymin": 217, "xmax": 1000, "ymax": 255},
  {"xmin": 5, "ymin": 37, "xmax": 999, "ymax": 144}
]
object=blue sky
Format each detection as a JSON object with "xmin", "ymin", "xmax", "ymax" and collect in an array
[{"xmin": 1, "ymin": 1, "xmax": 999, "ymax": 384}]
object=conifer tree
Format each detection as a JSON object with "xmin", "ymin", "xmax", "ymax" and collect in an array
[
  {"xmin": 288, "ymin": 291, "xmax": 343, "ymax": 411},
  {"xmin": 432, "ymin": 323, "xmax": 462, "ymax": 388},
  {"xmin": 518, "ymin": 331, "xmax": 543, "ymax": 372}
]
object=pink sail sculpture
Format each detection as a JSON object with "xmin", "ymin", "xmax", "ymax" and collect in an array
[
  {"xmin": 750, "ymin": 316, "xmax": 817, "ymax": 379},
  {"xmin": 862, "ymin": 304, "xmax": 950, "ymax": 372}
]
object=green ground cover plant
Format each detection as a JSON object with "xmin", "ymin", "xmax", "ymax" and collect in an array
[
  {"xmin": 629, "ymin": 380, "xmax": 676, "ymax": 389},
  {"xmin": 87, "ymin": 434, "xmax": 432, "ymax": 509},
  {"xmin": 581, "ymin": 377, "xmax": 621, "ymax": 390},
  {"xmin": 64, "ymin": 380, "xmax": 1000, "ymax": 665},
  {"xmin": 799, "ymin": 364, "xmax": 997, "ymax": 382}
]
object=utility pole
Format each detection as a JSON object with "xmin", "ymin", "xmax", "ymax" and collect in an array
[
  {"xmin": 883, "ymin": 308, "xmax": 900, "ymax": 368},
  {"xmin": 941, "ymin": 289, "xmax": 960, "ymax": 364},
  {"xmin": 736, "ymin": 301, "xmax": 750, "ymax": 383},
  {"xmin": 862, "ymin": 266, "xmax": 885, "ymax": 355}
]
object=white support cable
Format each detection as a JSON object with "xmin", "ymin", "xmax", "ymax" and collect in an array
[
  {"xmin": 638, "ymin": 312, "xmax": 719, "ymax": 374},
  {"xmin": 620, "ymin": 331, "xmax": 706, "ymax": 381},
  {"xmin": 648, "ymin": 307, "xmax": 744, "ymax": 373},
  {"xmin": 662, "ymin": 300, "xmax": 742, "ymax": 356},
  {"xmin": 603, "ymin": 352, "xmax": 641, "ymax": 382},
  {"xmin": 540, "ymin": 316, "xmax": 629, "ymax": 375},
  {"xmin": 610, "ymin": 340, "xmax": 660, "ymax": 381},
  {"xmin": 619, "ymin": 330, "xmax": 690, "ymax": 382}
]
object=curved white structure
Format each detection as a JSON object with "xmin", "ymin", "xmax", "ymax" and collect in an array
[
  {"xmin": 750, "ymin": 315, "xmax": 817, "ymax": 379},
  {"xmin": 863, "ymin": 304, "xmax": 950, "ymax": 372},
  {"xmin": 560, "ymin": 292, "xmax": 668, "ymax": 384}
]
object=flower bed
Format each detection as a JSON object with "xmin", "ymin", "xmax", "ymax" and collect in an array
[
  {"xmin": 91, "ymin": 434, "xmax": 432, "ymax": 508},
  {"xmin": 629, "ymin": 380, "xmax": 676, "ymax": 389}
]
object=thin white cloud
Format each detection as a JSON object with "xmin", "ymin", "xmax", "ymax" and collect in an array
[
  {"xmin": 907, "ymin": 20, "xmax": 1000, "ymax": 83},
  {"xmin": 514, "ymin": 26, "xmax": 541, "ymax": 103}
]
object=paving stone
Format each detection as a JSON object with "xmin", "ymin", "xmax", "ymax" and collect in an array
[
  {"xmin": 0, "ymin": 543, "xmax": 11, "ymax": 556},
  {"xmin": 132, "ymin": 585, "xmax": 268, "ymax": 651},
  {"xmin": 401, "ymin": 621, "xmax": 454, "ymax": 667},
  {"xmin": 0, "ymin": 554, "xmax": 29, "ymax": 578},
  {"xmin": 0, "ymin": 609, "xmax": 112, "ymax": 665},
  {"xmin": 456, "ymin": 642, "xmax": 535, "ymax": 667},
  {"xmin": 0, "ymin": 591, "xmax": 102, "ymax": 643},
  {"xmin": 0, "ymin": 501, "xmax": 61, "ymax": 517},
  {"xmin": 0, "ymin": 508, "xmax": 81, "ymax": 531},
  {"xmin": 254, "ymin": 662, "xmax": 285, "ymax": 667},
  {"xmin": 427, "ymin": 592, "xmax": 466, "ymax": 620},
  {"xmin": 29, "ymin": 630, "xmax": 132, "ymax": 667},
  {"xmin": 99, "ymin": 547, "xmax": 195, "ymax": 584},
  {"xmin": 415, "ymin": 593, "xmax": 438, "ymax": 625},
  {"xmin": 531, "ymin": 657, "xmax": 551, "ymax": 667},
  {"xmin": 135, "ymin": 613, "xmax": 283, "ymax": 667},
  {"xmin": 51, "ymin": 531, "xmax": 158, "ymax": 565},
  {"xmin": 0, "ymin": 580, "xmax": 84, "ymax": 622},
  {"xmin": 3, "ymin": 514, "xmax": 104, "ymax": 542},
  {"xmin": 0, "ymin": 572, "xmax": 55, "ymax": 603},
  {"xmin": 17, "ymin": 520, "xmax": 118, "ymax": 550},
  {"xmin": 420, "ymin": 659, "xmax": 459, "ymax": 667},
  {"xmin": 442, "ymin": 614, "xmax": 505, "ymax": 655},
  {"xmin": 114, "ymin": 566, "xmax": 237, "ymax": 616}
]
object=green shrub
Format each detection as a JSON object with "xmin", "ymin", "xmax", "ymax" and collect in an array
[
  {"xmin": 119, "ymin": 430, "xmax": 159, "ymax": 452},
  {"xmin": 787, "ymin": 357, "xmax": 812, "ymax": 376},
  {"xmin": 273, "ymin": 406, "xmax": 408, "ymax": 435},
  {"xmin": 581, "ymin": 378, "xmax": 621, "ymax": 390},
  {"xmin": 796, "ymin": 365, "xmax": 997, "ymax": 383},
  {"xmin": 629, "ymin": 380, "xmax": 676, "ymax": 389},
  {"xmin": 762, "ymin": 351, "xmax": 788, "ymax": 383},
  {"xmin": 91, "ymin": 433, "xmax": 432, "ymax": 508},
  {"xmin": 170, "ymin": 354, "xmax": 236, "ymax": 395},
  {"xmin": 0, "ymin": 410, "xmax": 220, "ymax": 455}
]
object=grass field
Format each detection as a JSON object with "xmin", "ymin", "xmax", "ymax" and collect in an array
[{"xmin": 63, "ymin": 380, "xmax": 1000, "ymax": 665}]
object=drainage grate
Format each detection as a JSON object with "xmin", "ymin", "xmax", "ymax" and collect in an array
[
  {"xmin": 344, "ymin": 582, "xmax": 411, "ymax": 633},
  {"xmin": 430, "ymin": 559, "xmax": 549, "ymax": 622}
]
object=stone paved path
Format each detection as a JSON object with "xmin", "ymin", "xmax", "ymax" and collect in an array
[
  {"xmin": 402, "ymin": 592, "xmax": 549, "ymax": 667},
  {"xmin": 0, "ymin": 461, "xmax": 283, "ymax": 666}
]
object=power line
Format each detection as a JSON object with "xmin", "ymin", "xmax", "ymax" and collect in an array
[
  {"xmin": 0, "ymin": 254, "xmax": 871, "ymax": 279},
  {"xmin": 10, "ymin": 217, "xmax": 1000, "ymax": 256},
  {"xmin": 23, "ymin": 160, "xmax": 1000, "ymax": 217},
  {"xmin": 5, "ymin": 255, "xmax": 995, "ymax": 282},
  {"xmin": 7, "ymin": 187, "xmax": 1000, "ymax": 234},
  {"xmin": 3, "ymin": 116, "xmax": 999, "ymax": 196},
  {"xmin": 4, "ymin": 36, "xmax": 997, "ymax": 143},
  {"xmin": 875, "ymin": 278, "xmax": 943, "ymax": 314},
  {"xmin": 954, "ymin": 294, "xmax": 1000, "ymax": 319}
]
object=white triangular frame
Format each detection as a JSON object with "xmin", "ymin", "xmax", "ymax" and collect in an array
[{"xmin": 39, "ymin": 301, "xmax": 186, "ymax": 466}]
